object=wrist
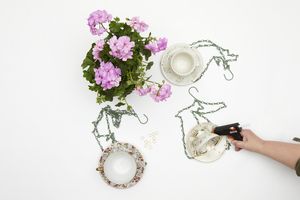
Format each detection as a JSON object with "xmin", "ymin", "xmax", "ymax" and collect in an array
[{"xmin": 256, "ymin": 139, "xmax": 267, "ymax": 154}]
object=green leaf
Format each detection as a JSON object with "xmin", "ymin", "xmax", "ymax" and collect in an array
[
  {"xmin": 131, "ymin": 32, "xmax": 141, "ymax": 42},
  {"xmin": 82, "ymin": 57, "xmax": 95, "ymax": 69},
  {"xmin": 104, "ymin": 92, "xmax": 114, "ymax": 102},
  {"xmin": 127, "ymin": 105, "xmax": 132, "ymax": 111},
  {"xmin": 83, "ymin": 70, "xmax": 94, "ymax": 83},
  {"xmin": 81, "ymin": 44, "xmax": 96, "ymax": 69},
  {"xmin": 142, "ymin": 49, "xmax": 152, "ymax": 61},
  {"xmin": 122, "ymin": 84, "xmax": 135, "ymax": 97},
  {"xmin": 115, "ymin": 102, "xmax": 125, "ymax": 107},
  {"xmin": 146, "ymin": 61, "xmax": 154, "ymax": 70},
  {"xmin": 109, "ymin": 21, "xmax": 121, "ymax": 33},
  {"xmin": 96, "ymin": 95, "xmax": 106, "ymax": 104},
  {"xmin": 122, "ymin": 24, "xmax": 133, "ymax": 35},
  {"xmin": 88, "ymin": 85, "xmax": 99, "ymax": 92}
]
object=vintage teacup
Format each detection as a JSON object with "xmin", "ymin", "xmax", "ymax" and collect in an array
[
  {"xmin": 186, "ymin": 123, "xmax": 227, "ymax": 162},
  {"xmin": 170, "ymin": 48, "xmax": 196, "ymax": 76},
  {"xmin": 193, "ymin": 131, "xmax": 220, "ymax": 155},
  {"xmin": 103, "ymin": 151, "xmax": 137, "ymax": 184},
  {"xmin": 188, "ymin": 124, "xmax": 221, "ymax": 157}
]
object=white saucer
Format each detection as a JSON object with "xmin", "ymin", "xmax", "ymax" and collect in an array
[
  {"xmin": 97, "ymin": 142, "xmax": 146, "ymax": 189},
  {"xmin": 160, "ymin": 43, "xmax": 204, "ymax": 86},
  {"xmin": 186, "ymin": 123, "xmax": 227, "ymax": 162}
]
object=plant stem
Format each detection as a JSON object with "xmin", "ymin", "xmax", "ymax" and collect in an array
[
  {"xmin": 100, "ymin": 23, "xmax": 111, "ymax": 34},
  {"xmin": 124, "ymin": 98, "xmax": 133, "ymax": 111},
  {"xmin": 144, "ymin": 79, "xmax": 160, "ymax": 85}
]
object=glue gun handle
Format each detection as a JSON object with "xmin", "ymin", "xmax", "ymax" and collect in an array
[{"xmin": 232, "ymin": 132, "xmax": 243, "ymax": 141}]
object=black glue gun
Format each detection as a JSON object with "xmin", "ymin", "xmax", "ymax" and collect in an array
[{"xmin": 213, "ymin": 123, "xmax": 243, "ymax": 141}]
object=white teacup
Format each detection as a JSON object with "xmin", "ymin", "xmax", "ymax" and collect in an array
[
  {"xmin": 103, "ymin": 151, "xmax": 137, "ymax": 184},
  {"xmin": 170, "ymin": 49, "xmax": 196, "ymax": 76}
]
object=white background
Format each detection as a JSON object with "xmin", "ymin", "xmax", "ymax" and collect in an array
[{"xmin": 0, "ymin": 0, "xmax": 299, "ymax": 199}]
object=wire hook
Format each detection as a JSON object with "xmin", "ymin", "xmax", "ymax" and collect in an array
[
  {"xmin": 188, "ymin": 86, "xmax": 199, "ymax": 100},
  {"xmin": 224, "ymin": 68, "xmax": 234, "ymax": 81}
]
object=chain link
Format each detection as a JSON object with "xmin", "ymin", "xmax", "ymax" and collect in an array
[
  {"xmin": 191, "ymin": 39, "xmax": 238, "ymax": 82},
  {"xmin": 92, "ymin": 105, "xmax": 148, "ymax": 151}
]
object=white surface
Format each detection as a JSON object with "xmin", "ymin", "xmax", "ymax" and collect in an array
[
  {"xmin": 0, "ymin": 0, "xmax": 299, "ymax": 199},
  {"xmin": 103, "ymin": 151, "xmax": 137, "ymax": 185}
]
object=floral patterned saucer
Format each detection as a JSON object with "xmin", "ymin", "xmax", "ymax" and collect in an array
[{"xmin": 96, "ymin": 142, "xmax": 146, "ymax": 189}]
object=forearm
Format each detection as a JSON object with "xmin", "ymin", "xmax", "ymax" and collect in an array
[{"xmin": 257, "ymin": 141, "xmax": 300, "ymax": 169}]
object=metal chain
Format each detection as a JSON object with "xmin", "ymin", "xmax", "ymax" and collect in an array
[
  {"xmin": 92, "ymin": 105, "xmax": 148, "ymax": 151},
  {"xmin": 191, "ymin": 39, "xmax": 238, "ymax": 82}
]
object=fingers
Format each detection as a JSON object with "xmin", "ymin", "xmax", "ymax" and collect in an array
[
  {"xmin": 240, "ymin": 130, "xmax": 246, "ymax": 137},
  {"xmin": 240, "ymin": 129, "xmax": 251, "ymax": 137},
  {"xmin": 232, "ymin": 140, "xmax": 246, "ymax": 149},
  {"xmin": 226, "ymin": 135, "xmax": 234, "ymax": 142},
  {"xmin": 235, "ymin": 146, "xmax": 241, "ymax": 151}
]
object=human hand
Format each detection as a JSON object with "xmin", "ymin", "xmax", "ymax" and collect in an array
[{"xmin": 231, "ymin": 129, "xmax": 265, "ymax": 153}]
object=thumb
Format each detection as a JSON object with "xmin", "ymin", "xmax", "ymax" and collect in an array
[{"xmin": 232, "ymin": 140, "xmax": 246, "ymax": 149}]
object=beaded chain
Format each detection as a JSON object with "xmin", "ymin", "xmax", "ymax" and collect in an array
[
  {"xmin": 92, "ymin": 105, "xmax": 148, "ymax": 151},
  {"xmin": 191, "ymin": 39, "xmax": 238, "ymax": 82}
]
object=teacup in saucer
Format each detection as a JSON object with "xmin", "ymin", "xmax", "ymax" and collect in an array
[
  {"xmin": 170, "ymin": 48, "xmax": 196, "ymax": 77},
  {"xmin": 160, "ymin": 43, "xmax": 204, "ymax": 86},
  {"xmin": 186, "ymin": 123, "xmax": 227, "ymax": 162}
]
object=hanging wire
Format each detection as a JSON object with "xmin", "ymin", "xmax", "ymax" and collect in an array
[
  {"xmin": 190, "ymin": 39, "xmax": 238, "ymax": 82},
  {"xmin": 92, "ymin": 105, "xmax": 148, "ymax": 151}
]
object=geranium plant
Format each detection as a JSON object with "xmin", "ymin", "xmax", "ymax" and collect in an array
[{"xmin": 81, "ymin": 10, "xmax": 172, "ymax": 109}]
